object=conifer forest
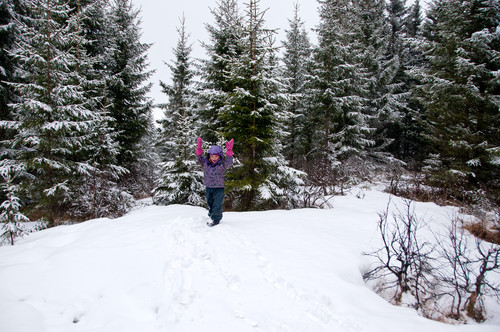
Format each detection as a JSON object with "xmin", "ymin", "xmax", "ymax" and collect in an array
[{"xmin": 0, "ymin": 0, "xmax": 499, "ymax": 237}]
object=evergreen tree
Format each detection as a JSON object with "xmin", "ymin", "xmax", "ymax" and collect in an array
[
  {"xmin": 385, "ymin": 0, "xmax": 428, "ymax": 163},
  {"xmin": 1, "ymin": 169, "xmax": 28, "ymax": 246},
  {"xmin": 0, "ymin": 0, "xmax": 16, "ymax": 137},
  {"xmin": 0, "ymin": 167, "xmax": 35, "ymax": 245},
  {"xmin": 0, "ymin": 0, "xmax": 27, "ymax": 162},
  {"xmin": 198, "ymin": 0, "xmax": 244, "ymax": 144},
  {"xmin": 77, "ymin": 0, "xmax": 109, "ymax": 78},
  {"xmin": 70, "ymin": 0, "xmax": 133, "ymax": 219},
  {"xmin": 132, "ymin": 118, "xmax": 160, "ymax": 196},
  {"xmin": 309, "ymin": 0, "xmax": 370, "ymax": 186},
  {"xmin": 416, "ymin": 0, "xmax": 500, "ymax": 192},
  {"xmin": 220, "ymin": 0, "xmax": 303, "ymax": 210},
  {"xmin": 403, "ymin": 0, "xmax": 428, "ymax": 165},
  {"xmin": 154, "ymin": 17, "xmax": 204, "ymax": 206},
  {"xmin": 281, "ymin": 3, "xmax": 313, "ymax": 169},
  {"xmin": 385, "ymin": 0, "xmax": 409, "ymax": 161},
  {"xmin": 105, "ymin": 0, "xmax": 153, "ymax": 167},
  {"xmin": 3, "ymin": 0, "xmax": 101, "ymax": 224},
  {"xmin": 406, "ymin": 0, "xmax": 423, "ymax": 38},
  {"xmin": 353, "ymin": 0, "xmax": 400, "ymax": 162}
]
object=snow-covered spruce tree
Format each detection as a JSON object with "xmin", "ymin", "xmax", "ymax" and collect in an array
[
  {"xmin": 281, "ymin": 3, "xmax": 314, "ymax": 169},
  {"xmin": 0, "ymin": 0, "xmax": 31, "ymax": 170},
  {"xmin": 67, "ymin": 0, "xmax": 134, "ymax": 219},
  {"xmin": 405, "ymin": 0, "xmax": 423, "ymax": 38},
  {"xmin": 351, "ymin": 0, "xmax": 402, "ymax": 163},
  {"xmin": 380, "ymin": 0, "xmax": 421, "ymax": 163},
  {"xmin": 0, "ymin": 0, "xmax": 19, "ymax": 148},
  {"xmin": 154, "ymin": 17, "xmax": 204, "ymax": 206},
  {"xmin": 105, "ymin": 0, "xmax": 154, "ymax": 174},
  {"xmin": 220, "ymin": 0, "xmax": 304, "ymax": 210},
  {"xmin": 198, "ymin": 0, "xmax": 244, "ymax": 144},
  {"xmin": 308, "ymin": 0, "xmax": 372, "ymax": 189},
  {"xmin": 76, "ymin": 0, "xmax": 109, "ymax": 68},
  {"xmin": 415, "ymin": 0, "xmax": 500, "ymax": 194},
  {"xmin": 2, "ymin": 0, "xmax": 101, "ymax": 225},
  {"xmin": 385, "ymin": 0, "xmax": 428, "ymax": 164}
]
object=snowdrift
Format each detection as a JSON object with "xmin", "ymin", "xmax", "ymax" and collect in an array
[{"xmin": 0, "ymin": 188, "xmax": 498, "ymax": 332}]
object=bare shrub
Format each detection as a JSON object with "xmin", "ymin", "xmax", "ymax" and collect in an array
[
  {"xmin": 465, "ymin": 238, "xmax": 500, "ymax": 321},
  {"xmin": 303, "ymin": 155, "xmax": 372, "ymax": 198},
  {"xmin": 297, "ymin": 185, "xmax": 334, "ymax": 208},
  {"xmin": 436, "ymin": 216, "xmax": 500, "ymax": 322},
  {"xmin": 435, "ymin": 217, "xmax": 474, "ymax": 321},
  {"xmin": 363, "ymin": 198, "xmax": 435, "ymax": 307}
]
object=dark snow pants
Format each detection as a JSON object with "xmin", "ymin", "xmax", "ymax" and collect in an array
[{"xmin": 206, "ymin": 187, "xmax": 225, "ymax": 224}]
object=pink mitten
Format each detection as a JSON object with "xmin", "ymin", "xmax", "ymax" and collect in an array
[
  {"xmin": 225, "ymin": 139, "xmax": 234, "ymax": 156},
  {"xmin": 196, "ymin": 137, "xmax": 203, "ymax": 156}
]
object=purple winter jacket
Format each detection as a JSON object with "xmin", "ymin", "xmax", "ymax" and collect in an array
[{"xmin": 197, "ymin": 145, "xmax": 233, "ymax": 188}]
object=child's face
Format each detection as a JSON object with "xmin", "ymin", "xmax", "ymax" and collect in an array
[{"xmin": 209, "ymin": 154, "xmax": 220, "ymax": 163}]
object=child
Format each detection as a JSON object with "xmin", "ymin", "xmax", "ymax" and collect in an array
[{"xmin": 196, "ymin": 137, "xmax": 234, "ymax": 227}]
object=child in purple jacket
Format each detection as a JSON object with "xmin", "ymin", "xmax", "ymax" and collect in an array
[{"xmin": 196, "ymin": 137, "xmax": 234, "ymax": 227}]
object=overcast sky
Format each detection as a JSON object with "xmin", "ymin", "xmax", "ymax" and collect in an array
[{"xmin": 130, "ymin": 0, "xmax": 320, "ymax": 120}]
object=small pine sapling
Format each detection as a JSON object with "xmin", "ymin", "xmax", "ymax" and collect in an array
[{"xmin": 0, "ymin": 170, "xmax": 30, "ymax": 245}]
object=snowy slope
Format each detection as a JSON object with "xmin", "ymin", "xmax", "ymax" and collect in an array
[{"xmin": 0, "ymin": 188, "xmax": 498, "ymax": 332}]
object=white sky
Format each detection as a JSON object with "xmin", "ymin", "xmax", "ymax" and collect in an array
[{"xmin": 130, "ymin": 0, "xmax": 320, "ymax": 119}]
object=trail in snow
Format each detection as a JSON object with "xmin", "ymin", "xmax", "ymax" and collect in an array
[{"xmin": 153, "ymin": 210, "xmax": 366, "ymax": 332}]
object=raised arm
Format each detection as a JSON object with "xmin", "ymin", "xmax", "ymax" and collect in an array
[
  {"xmin": 196, "ymin": 137, "xmax": 203, "ymax": 156},
  {"xmin": 223, "ymin": 139, "xmax": 234, "ymax": 169},
  {"xmin": 225, "ymin": 139, "xmax": 234, "ymax": 156}
]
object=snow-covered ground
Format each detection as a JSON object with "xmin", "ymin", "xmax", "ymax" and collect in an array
[{"xmin": 0, "ymin": 186, "xmax": 499, "ymax": 332}]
